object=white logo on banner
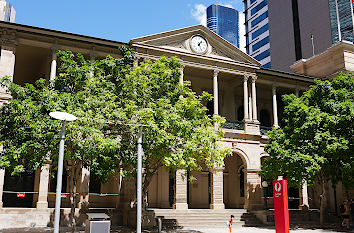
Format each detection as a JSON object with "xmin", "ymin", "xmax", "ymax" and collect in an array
[{"xmin": 275, "ymin": 182, "xmax": 281, "ymax": 192}]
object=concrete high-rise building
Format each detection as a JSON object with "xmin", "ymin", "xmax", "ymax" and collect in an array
[
  {"xmin": 207, "ymin": 4, "xmax": 240, "ymax": 48},
  {"xmin": 0, "ymin": 0, "xmax": 15, "ymax": 23},
  {"xmin": 244, "ymin": 0, "xmax": 354, "ymax": 71}
]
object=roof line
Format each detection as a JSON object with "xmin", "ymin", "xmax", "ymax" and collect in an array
[
  {"xmin": 258, "ymin": 68, "xmax": 317, "ymax": 81},
  {"xmin": 0, "ymin": 21, "xmax": 128, "ymax": 46}
]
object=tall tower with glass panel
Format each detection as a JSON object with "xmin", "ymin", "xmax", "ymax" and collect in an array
[
  {"xmin": 0, "ymin": 0, "xmax": 15, "ymax": 22},
  {"xmin": 244, "ymin": 0, "xmax": 353, "ymax": 72},
  {"xmin": 328, "ymin": 0, "xmax": 354, "ymax": 43},
  {"xmin": 244, "ymin": 0, "xmax": 270, "ymax": 68},
  {"xmin": 207, "ymin": 4, "xmax": 240, "ymax": 48}
]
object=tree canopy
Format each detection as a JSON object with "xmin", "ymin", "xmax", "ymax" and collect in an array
[
  {"xmin": 0, "ymin": 46, "xmax": 230, "ymax": 187},
  {"xmin": 261, "ymin": 72, "xmax": 354, "ymax": 189}
]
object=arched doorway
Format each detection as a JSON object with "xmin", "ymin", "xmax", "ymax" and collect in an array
[{"xmin": 224, "ymin": 153, "xmax": 246, "ymax": 209}]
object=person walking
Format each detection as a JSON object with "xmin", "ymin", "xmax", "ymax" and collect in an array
[{"xmin": 340, "ymin": 200, "xmax": 350, "ymax": 231}]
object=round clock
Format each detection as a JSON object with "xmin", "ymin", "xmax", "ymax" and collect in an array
[{"xmin": 190, "ymin": 35, "xmax": 208, "ymax": 54}]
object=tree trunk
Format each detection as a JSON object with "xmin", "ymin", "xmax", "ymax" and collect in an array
[
  {"xmin": 319, "ymin": 174, "xmax": 326, "ymax": 226},
  {"xmin": 68, "ymin": 163, "xmax": 80, "ymax": 233}
]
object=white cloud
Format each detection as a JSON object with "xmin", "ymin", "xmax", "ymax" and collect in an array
[
  {"xmin": 191, "ymin": 4, "xmax": 207, "ymax": 26},
  {"xmin": 220, "ymin": 4, "xmax": 234, "ymax": 8},
  {"xmin": 239, "ymin": 12, "xmax": 246, "ymax": 53}
]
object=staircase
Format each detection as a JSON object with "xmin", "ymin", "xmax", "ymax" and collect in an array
[{"xmin": 150, "ymin": 209, "xmax": 263, "ymax": 228}]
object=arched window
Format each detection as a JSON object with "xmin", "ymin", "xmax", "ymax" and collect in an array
[
  {"xmin": 237, "ymin": 106, "xmax": 244, "ymax": 121},
  {"xmin": 260, "ymin": 109, "xmax": 271, "ymax": 127}
]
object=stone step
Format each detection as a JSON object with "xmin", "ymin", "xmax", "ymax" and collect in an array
[{"xmin": 149, "ymin": 209, "xmax": 262, "ymax": 227}]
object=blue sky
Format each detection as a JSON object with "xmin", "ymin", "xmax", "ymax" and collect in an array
[{"xmin": 13, "ymin": 0, "xmax": 244, "ymax": 43}]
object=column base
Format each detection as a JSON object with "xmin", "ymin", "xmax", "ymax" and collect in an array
[
  {"xmin": 244, "ymin": 119, "xmax": 260, "ymax": 135},
  {"xmin": 36, "ymin": 201, "xmax": 48, "ymax": 209},
  {"xmin": 173, "ymin": 203, "xmax": 188, "ymax": 210},
  {"xmin": 299, "ymin": 204, "xmax": 309, "ymax": 211},
  {"xmin": 0, "ymin": 201, "xmax": 3, "ymax": 208},
  {"xmin": 210, "ymin": 203, "xmax": 225, "ymax": 210}
]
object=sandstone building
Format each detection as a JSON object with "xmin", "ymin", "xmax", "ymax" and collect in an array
[{"xmin": 0, "ymin": 21, "xmax": 351, "ymax": 228}]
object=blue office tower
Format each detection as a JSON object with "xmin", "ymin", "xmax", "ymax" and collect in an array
[{"xmin": 207, "ymin": 4, "xmax": 240, "ymax": 48}]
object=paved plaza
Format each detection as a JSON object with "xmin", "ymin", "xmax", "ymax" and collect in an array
[{"xmin": 0, "ymin": 226, "xmax": 352, "ymax": 233}]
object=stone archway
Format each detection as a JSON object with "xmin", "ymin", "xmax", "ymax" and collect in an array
[{"xmin": 224, "ymin": 153, "xmax": 247, "ymax": 209}]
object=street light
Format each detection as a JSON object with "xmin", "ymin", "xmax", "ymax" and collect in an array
[
  {"xmin": 262, "ymin": 181, "xmax": 269, "ymax": 210},
  {"xmin": 49, "ymin": 111, "xmax": 77, "ymax": 233}
]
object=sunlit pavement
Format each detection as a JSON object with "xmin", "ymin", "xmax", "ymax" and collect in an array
[{"xmin": 0, "ymin": 225, "xmax": 353, "ymax": 233}]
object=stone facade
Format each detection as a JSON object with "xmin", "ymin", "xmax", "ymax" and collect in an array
[{"xmin": 0, "ymin": 22, "xmax": 345, "ymax": 229}]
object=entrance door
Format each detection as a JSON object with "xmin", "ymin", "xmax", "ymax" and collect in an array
[{"xmin": 3, "ymin": 170, "xmax": 35, "ymax": 207}]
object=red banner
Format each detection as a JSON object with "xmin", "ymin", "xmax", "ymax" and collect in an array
[
  {"xmin": 17, "ymin": 193, "xmax": 25, "ymax": 198},
  {"xmin": 61, "ymin": 194, "xmax": 67, "ymax": 198},
  {"xmin": 273, "ymin": 180, "xmax": 290, "ymax": 233}
]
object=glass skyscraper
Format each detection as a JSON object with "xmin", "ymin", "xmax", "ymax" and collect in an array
[
  {"xmin": 328, "ymin": 0, "xmax": 354, "ymax": 43},
  {"xmin": 0, "ymin": 0, "xmax": 15, "ymax": 23},
  {"xmin": 207, "ymin": 4, "xmax": 240, "ymax": 48},
  {"xmin": 245, "ymin": 0, "xmax": 354, "ymax": 71},
  {"xmin": 244, "ymin": 0, "xmax": 270, "ymax": 68}
]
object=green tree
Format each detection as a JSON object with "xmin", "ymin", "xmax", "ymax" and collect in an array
[
  {"xmin": 0, "ymin": 46, "xmax": 230, "ymax": 229},
  {"xmin": 261, "ymin": 72, "xmax": 354, "ymax": 225}
]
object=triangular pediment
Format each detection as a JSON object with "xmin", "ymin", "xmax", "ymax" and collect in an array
[{"xmin": 130, "ymin": 25, "xmax": 260, "ymax": 66}]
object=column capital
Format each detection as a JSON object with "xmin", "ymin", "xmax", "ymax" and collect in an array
[
  {"xmin": 181, "ymin": 64, "xmax": 186, "ymax": 70},
  {"xmin": 51, "ymin": 46, "xmax": 58, "ymax": 53},
  {"xmin": 251, "ymin": 75, "xmax": 257, "ymax": 83},
  {"xmin": 89, "ymin": 53, "xmax": 97, "ymax": 61},
  {"xmin": 213, "ymin": 69, "xmax": 219, "ymax": 77},
  {"xmin": 272, "ymin": 83, "xmax": 278, "ymax": 90},
  {"xmin": 243, "ymin": 74, "xmax": 249, "ymax": 82}
]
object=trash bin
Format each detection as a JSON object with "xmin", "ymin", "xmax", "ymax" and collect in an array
[{"xmin": 85, "ymin": 213, "xmax": 110, "ymax": 233}]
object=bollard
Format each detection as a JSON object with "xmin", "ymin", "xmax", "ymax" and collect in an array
[{"xmin": 156, "ymin": 216, "xmax": 163, "ymax": 233}]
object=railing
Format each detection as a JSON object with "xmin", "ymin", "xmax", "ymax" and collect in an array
[
  {"xmin": 260, "ymin": 126, "xmax": 272, "ymax": 135},
  {"xmin": 222, "ymin": 120, "xmax": 244, "ymax": 130}
]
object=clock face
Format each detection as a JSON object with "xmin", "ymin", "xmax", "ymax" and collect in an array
[{"xmin": 191, "ymin": 35, "xmax": 208, "ymax": 53}]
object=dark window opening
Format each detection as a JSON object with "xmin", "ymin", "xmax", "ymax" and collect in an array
[
  {"xmin": 89, "ymin": 173, "xmax": 101, "ymax": 194},
  {"xmin": 3, "ymin": 170, "xmax": 35, "ymax": 207},
  {"xmin": 237, "ymin": 106, "xmax": 244, "ymax": 121},
  {"xmin": 50, "ymin": 167, "xmax": 68, "ymax": 193},
  {"xmin": 260, "ymin": 109, "xmax": 271, "ymax": 127},
  {"xmin": 240, "ymin": 166, "xmax": 245, "ymax": 197},
  {"xmin": 169, "ymin": 170, "xmax": 175, "ymax": 208},
  {"xmin": 206, "ymin": 101, "xmax": 214, "ymax": 116}
]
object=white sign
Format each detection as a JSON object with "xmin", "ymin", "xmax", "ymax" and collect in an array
[{"xmin": 275, "ymin": 182, "xmax": 282, "ymax": 192}]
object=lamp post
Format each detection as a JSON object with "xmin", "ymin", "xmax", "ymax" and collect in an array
[
  {"xmin": 137, "ymin": 125, "xmax": 143, "ymax": 233},
  {"xmin": 49, "ymin": 111, "xmax": 77, "ymax": 233},
  {"xmin": 262, "ymin": 181, "xmax": 268, "ymax": 210}
]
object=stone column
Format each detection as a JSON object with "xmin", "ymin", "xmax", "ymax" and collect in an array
[
  {"xmin": 299, "ymin": 181, "xmax": 309, "ymax": 210},
  {"xmin": 243, "ymin": 75, "xmax": 249, "ymax": 120},
  {"xmin": 174, "ymin": 169, "xmax": 188, "ymax": 210},
  {"xmin": 244, "ymin": 170, "xmax": 263, "ymax": 210},
  {"xmin": 213, "ymin": 70, "xmax": 219, "ymax": 116},
  {"xmin": 0, "ymin": 44, "xmax": 16, "ymax": 102},
  {"xmin": 180, "ymin": 65, "xmax": 185, "ymax": 85},
  {"xmin": 295, "ymin": 88, "xmax": 299, "ymax": 98},
  {"xmin": 210, "ymin": 167, "xmax": 225, "ymax": 209},
  {"xmin": 78, "ymin": 167, "xmax": 90, "ymax": 209},
  {"xmin": 248, "ymin": 86, "xmax": 253, "ymax": 121},
  {"xmin": 272, "ymin": 84, "xmax": 279, "ymax": 128},
  {"xmin": 251, "ymin": 76, "xmax": 258, "ymax": 121},
  {"xmin": 0, "ymin": 169, "xmax": 4, "ymax": 208},
  {"xmin": 50, "ymin": 47, "xmax": 57, "ymax": 82},
  {"xmin": 37, "ymin": 164, "xmax": 50, "ymax": 209},
  {"xmin": 89, "ymin": 53, "xmax": 96, "ymax": 78}
]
